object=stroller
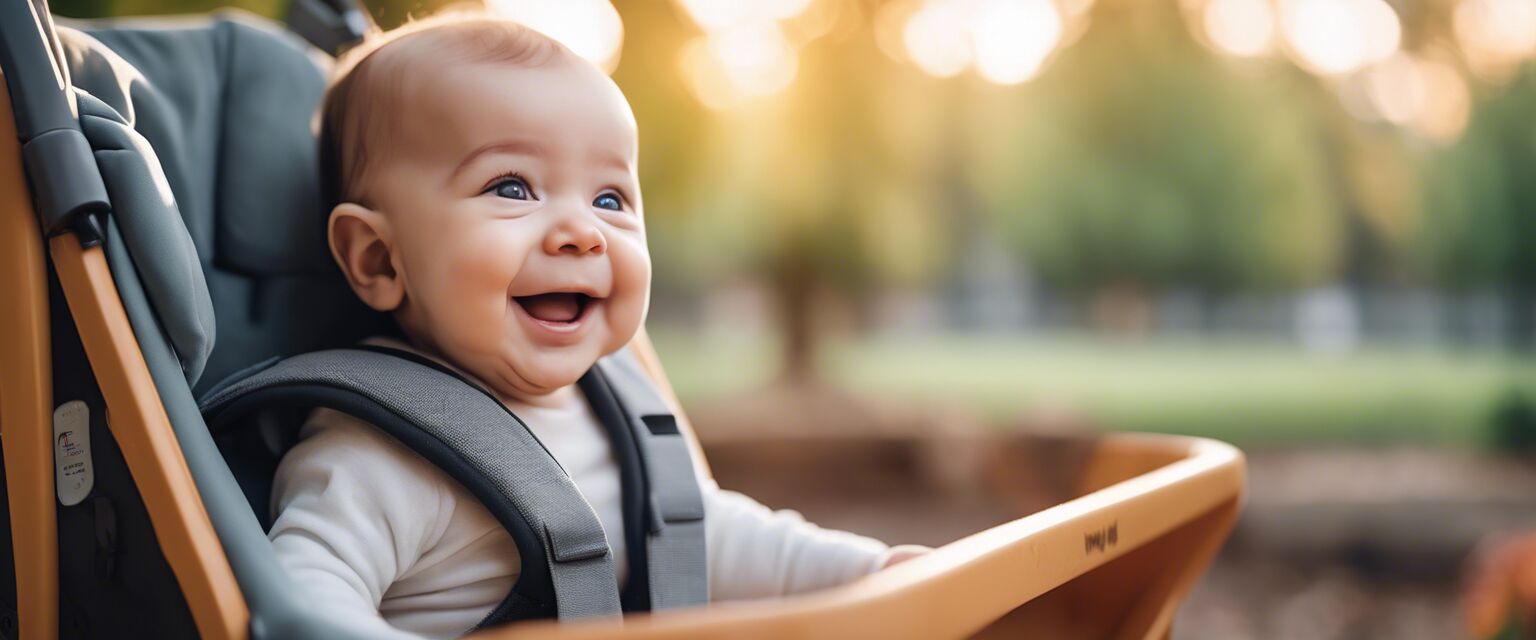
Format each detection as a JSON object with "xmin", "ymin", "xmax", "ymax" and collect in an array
[{"xmin": 0, "ymin": 0, "xmax": 1246, "ymax": 637}]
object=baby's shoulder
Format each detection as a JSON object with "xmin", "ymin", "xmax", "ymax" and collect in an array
[
  {"xmin": 274, "ymin": 408, "xmax": 459, "ymax": 507},
  {"xmin": 289, "ymin": 408, "xmax": 430, "ymax": 469}
]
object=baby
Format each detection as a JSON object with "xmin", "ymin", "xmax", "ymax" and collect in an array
[{"xmin": 268, "ymin": 13, "xmax": 923, "ymax": 639}]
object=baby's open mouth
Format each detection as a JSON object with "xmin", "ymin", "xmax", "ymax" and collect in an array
[{"xmin": 513, "ymin": 292, "xmax": 596, "ymax": 324}]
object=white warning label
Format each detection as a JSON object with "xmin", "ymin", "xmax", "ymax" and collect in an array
[{"xmin": 53, "ymin": 400, "xmax": 94, "ymax": 506}]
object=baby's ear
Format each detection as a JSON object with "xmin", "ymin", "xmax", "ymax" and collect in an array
[{"xmin": 328, "ymin": 203, "xmax": 405, "ymax": 312}]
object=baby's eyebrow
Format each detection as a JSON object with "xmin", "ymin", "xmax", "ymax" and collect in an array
[
  {"xmin": 450, "ymin": 140, "xmax": 546, "ymax": 180},
  {"xmin": 590, "ymin": 149, "xmax": 633, "ymax": 174}
]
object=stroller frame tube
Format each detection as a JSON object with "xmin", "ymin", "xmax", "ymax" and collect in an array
[
  {"xmin": 0, "ymin": 49, "xmax": 250, "ymax": 640},
  {"xmin": 0, "ymin": 67, "xmax": 59, "ymax": 640},
  {"xmin": 44, "ymin": 238, "xmax": 250, "ymax": 639}
]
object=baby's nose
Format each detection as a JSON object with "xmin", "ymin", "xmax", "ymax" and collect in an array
[{"xmin": 545, "ymin": 216, "xmax": 606, "ymax": 256}]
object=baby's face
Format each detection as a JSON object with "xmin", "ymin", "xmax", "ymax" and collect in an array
[{"xmin": 366, "ymin": 58, "xmax": 649, "ymax": 399}]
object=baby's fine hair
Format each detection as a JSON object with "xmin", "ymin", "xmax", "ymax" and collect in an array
[{"xmin": 317, "ymin": 12, "xmax": 570, "ymax": 212}]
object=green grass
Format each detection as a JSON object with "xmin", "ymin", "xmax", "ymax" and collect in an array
[{"xmin": 649, "ymin": 330, "xmax": 1536, "ymax": 448}]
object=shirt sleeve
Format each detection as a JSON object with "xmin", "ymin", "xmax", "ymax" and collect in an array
[
  {"xmin": 702, "ymin": 479, "xmax": 890, "ymax": 601},
  {"xmin": 267, "ymin": 409, "xmax": 451, "ymax": 640}
]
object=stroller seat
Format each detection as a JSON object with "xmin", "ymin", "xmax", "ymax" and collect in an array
[
  {"xmin": 60, "ymin": 11, "xmax": 404, "ymax": 531},
  {"xmin": 5, "ymin": 9, "xmax": 420, "ymax": 639}
]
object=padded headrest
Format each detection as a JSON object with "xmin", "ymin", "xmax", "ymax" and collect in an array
[
  {"xmin": 58, "ymin": 11, "xmax": 395, "ymax": 389},
  {"xmin": 62, "ymin": 11, "xmax": 332, "ymax": 277}
]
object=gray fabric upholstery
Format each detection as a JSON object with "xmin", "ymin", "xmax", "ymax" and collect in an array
[
  {"xmin": 200, "ymin": 348, "xmax": 627, "ymax": 621},
  {"xmin": 600, "ymin": 350, "xmax": 709, "ymax": 609},
  {"xmin": 60, "ymin": 13, "xmax": 391, "ymax": 389},
  {"xmin": 55, "ymin": 13, "xmax": 393, "ymax": 639},
  {"xmin": 102, "ymin": 214, "xmax": 373, "ymax": 640},
  {"xmin": 198, "ymin": 346, "xmax": 712, "ymax": 622},
  {"xmin": 74, "ymin": 89, "xmax": 217, "ymax": 383}
]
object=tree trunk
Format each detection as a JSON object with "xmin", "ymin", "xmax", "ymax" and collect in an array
[{"xmin": 773, "ymin": 240, "xmax": 821, "ymax": 385}]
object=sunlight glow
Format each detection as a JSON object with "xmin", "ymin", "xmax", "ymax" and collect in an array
[
  {"xmin": 676, "ymin": 0, "xmax": 817, "ymax": 30},
  {"xmin": 674, "ymin": 0, "xmax": 817, "ymax": 108},
  {"xmin": 680, "ymin": 23, "xmax": 799, "ymax": 110},
  {"xmin": 1454, "ymin": 0, "xmax": 1536, "ymax": 82},
  {"xmin": 1203, "ymin": 0, "xmax": 1276, "ymax": 57},
  {"xmin": 676, "ymin": 0, "xmax": 754, "ymax": 31},
  {"xmin": 970, "ymin": 0, "xmax": 1063, "ymax": 84},
  {"xmin": 875, "ymin": 0, "xmax": 923, "ymax": 64},
  {"xmin": 1278, "ymin": 0, "xmax": 1400, "ymax": 76},
  {"xmin": 1354, "ymin": 51, "xmax": 1471, "ymax": 143},
  {"xmin": 1414, "ymin": 59, "xmax": 1471, "ymax": 142},
  {"xmin": 900, "ymin": 0, "xmax": 1069, "ymax": 84},
  {"xmin": 485, "ymin": 0, "xmax": 624, "ymax": 73},
  {"xmin": 1364, "ymin": 53, "xmax": 1425, "ymax": 125},
  {"xmin": 904, "ymin": 2, "xmax": 973, "ymax": 77}
]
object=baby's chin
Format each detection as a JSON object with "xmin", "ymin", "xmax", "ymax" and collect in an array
[{"xmin": 492, "ymin": 348, "xmax": 604, "ymax": 399}]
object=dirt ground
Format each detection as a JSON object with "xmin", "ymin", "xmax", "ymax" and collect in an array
[{"xmin": 1175, "ymin": 448, "xmax": 1536, "ymax": 640}]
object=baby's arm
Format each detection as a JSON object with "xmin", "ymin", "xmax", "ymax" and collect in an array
[
  {"xmin": 268, "ymin": 409, "xmax": 450, "ymax": 639},
  {"xmin": 703, "ymin": 480, "xmax": 896, "ymax": 601}
]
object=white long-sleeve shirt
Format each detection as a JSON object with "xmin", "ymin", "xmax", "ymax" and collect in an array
[{"xmin": 267, "ymin": 342, "xmax": 891, "ymax": 639}]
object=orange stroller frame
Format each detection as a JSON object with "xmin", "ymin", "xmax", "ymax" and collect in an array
[{"xmin": 0, "ymin": 2, "xmax": 1246, "ymax": 638}]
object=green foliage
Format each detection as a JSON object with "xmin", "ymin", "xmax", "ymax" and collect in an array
[
  {"xmin": 1488, "ymin": 386, "xmax": 1536, "ymax": 454},
  {"xmin": 1419, "ymin": 69, "xmax": 1536, "ymax": 293},
  {"xmin": 973, "ymin": 2, "xmax": 1343, "ymax": 293},
  {"xmin": 654, "ymin": 330, "xmax": 1536, "ymax": 447}
]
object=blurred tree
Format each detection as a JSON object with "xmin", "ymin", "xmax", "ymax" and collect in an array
[
  {"xmin": 1420, "ymin": 68, "xmax": 1536, "ymax": 350},
  {"xmin": 637, "ymin": 1, "xmax": 955, "ymax": 381},
  {"xmin": 971, "ymin": 0, "xmax": 1345, "ymax": 328}
]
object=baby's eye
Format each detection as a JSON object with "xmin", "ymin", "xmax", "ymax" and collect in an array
[
  {"xmin": 487, "ymin": 176, "xmax": 533, "ymax": 201},
  {"xmin": 594, "ymin": 193, "xmax": 624, "ymax": 211}
]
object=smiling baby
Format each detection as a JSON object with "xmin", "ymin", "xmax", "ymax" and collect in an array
[{"xmin": 268, "ymin": 13, "xmax": 922, "ymax": 639}]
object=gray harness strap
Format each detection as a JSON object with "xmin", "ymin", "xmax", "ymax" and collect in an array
[
  {"xmin": 200, "ymin": 348, "xmax": 622, "ymax": 621},
  {"xmin": 593, "ymin": 351, "xmax": 709, "ymax": 609}
]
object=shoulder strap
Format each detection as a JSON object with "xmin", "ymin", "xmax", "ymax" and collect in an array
[
  {"xmin": 591, "ymin": 349, "xmax": 709, "ymax": 610},
  {"xmin": 198, "ymin": 348, "xmax": 622, "ymax": 623}
]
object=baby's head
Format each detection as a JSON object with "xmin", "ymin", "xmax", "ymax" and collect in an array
[{"xmin": 319, "ymin": 14, "xmax": 649, "ymax": 401}]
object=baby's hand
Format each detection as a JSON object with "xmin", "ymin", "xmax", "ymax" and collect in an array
[{"xmin": 881, "ymin": 544, "xmax": 934, "ymax": 569}]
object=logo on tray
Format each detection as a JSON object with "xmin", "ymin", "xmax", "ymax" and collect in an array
[{"xmin": 1084, "ymin": 521, "xmax": 1119, "ymax": 554}]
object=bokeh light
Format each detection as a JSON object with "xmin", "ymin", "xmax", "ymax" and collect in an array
[
  {"xmin": 1412, "ymin": 57, "xmax": 1471, "ymax": 142},
  {"xmin": 900, "ymin": 0, "xmax": 1069, "ymax": 84},
  {"xmin": 969, "ymin": 0, "xmax": 1063, "ymax": 84},
  {"xmin": 1203, "ymin": 0, "xmax": 1276, "ymax": 57},
  {"xmin": 484, "ymin": 0, "xmax": 623, "ymax": 72},
  {"xmin": 674, "ymin": 0, "xmax": 815, "ymax": 109},
  {"xmin": 676, "ymin": 0, "xmax": 816, "ymax": 31},
  {"xmin": 1454, "ymin": 0, "xmax": 1536, "ymax": 82},
  {"xmin": 903, "ymin": 1, "xmax": 973, "ymax": 77},
  {"xmin": 1278, "ymin": 0, "xmax": 1399, "ymax": 76},
  {"xmin": 678, "ymin": 22, "xmax": 799, "ymax": 109},
  {"xmin": 1364, "ymin": 52, "xmax": 1426, "ymax": 125}
]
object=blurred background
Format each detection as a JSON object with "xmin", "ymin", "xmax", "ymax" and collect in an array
[{"xmin": 52, "ymin": 0, "xmax": 1536, "ymax": 636}]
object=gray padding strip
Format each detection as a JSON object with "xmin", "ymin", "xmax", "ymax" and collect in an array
[
  {"xmin": 104, "ymin": 218, "xmax": 370, "ymax": 639},
  {"xmin": 596, "ymin": 351, "xmax": 709, "ymax": 609},
  {"xmin": 77, "ymin": 91, "xmax": 217, "ymax": 385},
  {"xmin": 200, "ymin": 349, "xmax": 622, "ymax": 620}
]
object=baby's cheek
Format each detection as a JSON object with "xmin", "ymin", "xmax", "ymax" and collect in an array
[
  {"xmin": 607, "ymin": 234, "xmax": 652, "ymax": 343},
  {"xmin": 609, "ymin": 232, "xmax": 652, "ymax": 288},
  {"xmin": 446, "ymin": 227, "xmax": 530, "ymax": 287},
  {"xmin": 427, "ymin": 236, "xmax": 524, "ymax": 343}
]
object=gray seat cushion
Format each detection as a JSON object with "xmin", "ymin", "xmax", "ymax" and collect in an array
[{"xmin": 60, "ymin": 11, "xmax": 393, "ymax": 388}]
